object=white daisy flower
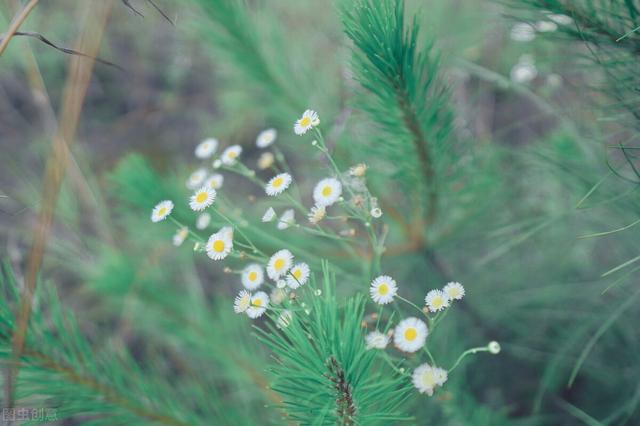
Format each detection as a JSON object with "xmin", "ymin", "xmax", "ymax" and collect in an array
[
  {"xmin": 256, "ymin": 128, "xmax": 277, "ymax": 148},
  {"xmin": 443, "ymin": 282, "xmax": 465, "ymax": 301},
  {"xmin": 246, "ymin": 291, "xmax": 269, "ymax": 319},
  {"xmin": 205, "ymin": 173, "xmax": 224, "ymax": 190},
  {"xmin": 206, "ymin": 228, "xmax": 233, "ymax": 260},
  {"xmin": 189, "ymin": 186, "xmax": 216, "ymax": 211},
  {"xmin": 196, "ymin": 213, "xmax": 211, "ymax": 230},
  {"xmin": 221, "ymin": 145, "xmax": 242, "ymax": 165},
  {"xmin": 277, "ymin": 209, "xmax": 295, "ymax": 230},
  {"xmin": 186, "ymin": 168, "xmax": 208, "ymax": 190},
  {"xmin": 313, "ymin": 178, "xmax": 342, "ymax": 207},
  {"xmin": 241, "ymin": 263, "xmax": 264, "ymax": 290},
  {"xmin": 262, "ymin": 207, "xmax": 277, "ymax": 223},
  {"xmin": 195, "ymin": 138, "xmax": 218, "ymax": 159},
  {"xmin": 276, "ymin": 309, "xmax": 293, "ymax": 329},
  {"xmin": 308, "ymin": 205, "xmax": 326, "ymax": 224},
  {"xmin": 548, "ymin": 13, "xmax": 572, "ymax": 26},
  {"xmin": 510, "ymin": 22, "xmax": 536, "ymax": 42},
  {"xmin": 425, "ymin": 290, "xmax": 450, "ymax": 313},
  {"xmin": 535, "ymin": 20, "xmax": 557, "ymax": 32},
  {"xmin": 233, "ymin": 290, "xmax": 252, "ymax": 314},
  {"xmin": 265, "ymin": 173, "xmax": 292, "ymax": 196},
  {"xmin": 365, "ymin": 331, "xmax": 389, "ymax": 350},
  {"xmin": 510, "ymin": 54, "xmax": 538, "ymax": 84},
  {"xmin": 294, "ymin": 109, "xmax": 320, "ymax": 135},
  {"xmin": 369, "ymin": 275, "xmax": 397, "ymax": 305},
  {"xmin": 267, "ymin": 249, "xmax": 294, "ymax": 280},
  {"xmin": 394, "ymin": 317, "xmax": 428, "ymax": 353},
  {"xmin": 151, "ymin": 200, "xmax": 174, "ymax": 223},
  {"xmin": 257, "ymin": 152, "xmax": 275, "ymax": 170},
  {"xmin": 172, "ymin": 227, "xmax": 189, "ymax": 246},
  {"xmin": 412, "ymin": 363, "xmax": 447, "ymax": 396},
  {"xmin": 286, "ymin": 262, "xmax": 309, "ymax": 289}
]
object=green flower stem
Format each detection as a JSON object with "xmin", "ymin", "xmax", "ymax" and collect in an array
[
  {"xmin": 298, "ymin": 225, "xmax": 354, "ymax": 242},
  {"xmin": 211, "ymin": 205, "xmax": 265, "ymax": 257},
  {"xmin": 396, "ymin": 294, "xmax": 427, "ymax": 319},
  {"xmin": 431, "ymin": 306, "xmax": 450, "ymax": 329},
  {"xmin": 284, "ymin": 193, "xmax": 308, "ymax": 215},
  {"xmin": 222, "ymin": 163, "xmax": 266, "ymax": 188},
  {"xmin": 375, "ymin": 305, "xmax": 383, "ymax": 329},
  {"xmin": 380, "ymin": 352, "xmax": 409, "ymax": 377},
  {"xmin": 448, "ymin": 346, "xmax": 491, "ymax": 373},
  {"xmin": 313, "ymin": 128, "xmax": 384, "ymax": 279},
  {"xmin": 423, "ymin": 346, "xmax": 437, "ymax": 365}
]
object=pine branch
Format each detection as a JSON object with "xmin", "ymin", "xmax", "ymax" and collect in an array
[
  {"xmin": 255, "ymin": 262, "xmax": 412, "ymax": 425},
  {"xmin": 325, "ymin": 356, "xmax": 357, "ymax": 425},
  {"xmin": 192, "ymin": 0, "xmax": 303, "ymax": 114},
  {"xmin": 0, "ymin": 263, "xmax": 208, "ymax": 425},
  {"xmin": 340, "ymin": 0, "xmax": 454, "ymax": 227}
]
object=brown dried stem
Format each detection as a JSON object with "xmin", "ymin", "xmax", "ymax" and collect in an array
[
  {"xmin": 0, "ymin": 0, "xmax": 39, "ymax": 56},
  {"xmin": 4, "ymin": 0, "xmax": 115, "ymax": 408}
]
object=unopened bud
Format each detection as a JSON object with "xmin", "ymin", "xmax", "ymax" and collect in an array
[{"xmin": 349, "ymin": 163, "xmax": 367, "ymax": 177}]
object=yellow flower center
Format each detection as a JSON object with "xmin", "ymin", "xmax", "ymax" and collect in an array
[
  {"xmin": 253, "ymin": 298, "xmax": 262, "ymax": 307},
  {"xmin": 292, "ymin": 269, "xmax": 302, "ymax": 279},
  {"xmin": 449, "ymin": 289, "xmax": 459, "ymax": 298},
  {"xmin": 433, "ymin": 297, "xmax": 443, "ymax": 308},
  {"xmin": 213, "ymin": 240, "xmax": 225, "ymax": 253},
  {"xmin": 322, "ymin": 186, "xmax": 332, "ymax": 197},
  {"xmin": 377, "ymin": 283, "xmax": 389, "ymax": 295},
  {"xmin": 274, "ymin": 258, "xmax": 285, "ymax": 271},
  {"xmin": 404, "ymin": 327, "xmax": 417, "ymax": 341},
  {"xmin": 196, "ymin": 192, "xmax": 208, "ymax": 203},
  {"xmin": 299, "ymin": 116, "xmax": 311, "ymax": 127},
  {"xmin": 421, "ymin": 371, "xmax": 435, "ymax": 387},
  {"xmin": 272, "ymin": 177, "xmax": 283, "ymax": 188},
  {"xmin": 248, "ymin": 271, "xmax": 257, "ymax": 281},
  {"xmin": 157, "ymin": 207, "xmax": 167, "ymax": 217},
  {"xmin": 228, "ymin": 151, "xmax": 238, "ymax": 159}
]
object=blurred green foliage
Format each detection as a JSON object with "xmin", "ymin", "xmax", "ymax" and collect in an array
[{"xmin": 0, "ymin": 0, "xmax": 639, "ymax": 424}]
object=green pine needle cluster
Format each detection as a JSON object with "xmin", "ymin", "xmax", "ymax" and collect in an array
[
  {"xmin": 341, "ymin": 0, "xmax": 454, "ymax": 223},
  {"xmin": 257, "ymin": 262, "xmax": 411, "ymax": 425},
  {"xmin": 0, "ymin": 263, "xmax": 199, "ymax": 425}
]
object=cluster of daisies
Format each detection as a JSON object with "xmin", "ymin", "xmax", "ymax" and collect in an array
[
  {"xmin": 366, "ymin": 276, "xmax": 496, "ymax": 396},
  {"xmin": 232, "ymin": 249, "xmax": 310, "ymax": 322},
  {"xmin": 150, "ymin": 109, "xmax": 499, "ymax": 398},
  {"xmin": 150, "ymin": 113, "xmax": 332, "ymax": 324}
]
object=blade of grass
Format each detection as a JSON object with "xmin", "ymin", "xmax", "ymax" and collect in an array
[
  {"xmin": 578, "ymin": 218, "xmax": 640, "ymax": 239},
  {"xmin": 568, "ymin": 288, "xmax": 640, "ymax": 387},
  {"xmin": 4, "ymin": 0, "xmax": 115, "ymax": 408},
  {"xmin": 601, "ymin": 255, "xmax": 640, "ymax": 277}
]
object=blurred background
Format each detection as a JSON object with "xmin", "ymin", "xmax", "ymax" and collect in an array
[{"xmin": 1, "ymin": 0, "xmax": 639, "ymax": 424}]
